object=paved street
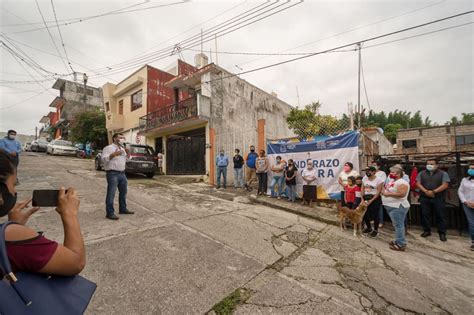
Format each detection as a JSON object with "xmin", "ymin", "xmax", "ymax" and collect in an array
[{"xmin": 15, "ymin": 153, "xmax": 474, "ymax": 314}]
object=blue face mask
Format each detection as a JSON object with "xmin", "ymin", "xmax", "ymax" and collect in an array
[{"xmin": 468, "ymin": 169, "xmax": 474, "ymax": 177}]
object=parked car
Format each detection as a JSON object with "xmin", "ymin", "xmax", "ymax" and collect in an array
[
  {"xmin": 95, "ymin": 143, "xmax": 157, "ymax": 178},
  {"xmin": 31, "ymin": 139, "xmax": 49, "ymax": 152},
  {"xmin": 23, "ymin": 142, "xmax": 31, "ymax": 152},
  {"xmin": 46, "ymin": 140, "xmax": 78, "ymax": 156}
]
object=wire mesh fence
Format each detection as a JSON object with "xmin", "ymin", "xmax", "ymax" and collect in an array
[{"xmin": 284, "ymin": 110, "xmax": 353, "ymax": 140}]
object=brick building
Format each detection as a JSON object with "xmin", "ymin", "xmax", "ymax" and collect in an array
[{"xmin": 395, "ymin": 124, "xmax": 474, "ymax": 154}]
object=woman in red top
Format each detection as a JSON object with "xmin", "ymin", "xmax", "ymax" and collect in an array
[
  {"xmin": 344, "ymin": 176, "xmax": 360, "ymax": 209},
  {"xmin": 0, "ymin": 151, "xmax": 85, "ymax": 275}
]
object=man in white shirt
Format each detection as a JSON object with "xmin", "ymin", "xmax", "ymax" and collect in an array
[{"xmin": 102, "ymin": 133, "xmax": 134, "ymax": 220}]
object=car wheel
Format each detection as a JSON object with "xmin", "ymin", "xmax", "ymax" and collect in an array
[
  {"xmin": 145, "ymin": 173, "xmax": 155, "ymax": 179},
  {"xmin": 95, "ymin": 159, "xmax": 102, "ymax": 171}
]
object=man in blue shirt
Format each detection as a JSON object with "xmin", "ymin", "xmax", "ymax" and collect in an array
[
  {"xmin": 244, "ymin": 145, "xmax": 258, "ymax": 191},
  {"xmin": 0, "ymin": 130, "xmax": 22, "ymax": 184},
  {"xmin": 216, "ymin": 149, "xmax": 229, "ymax": 189}
]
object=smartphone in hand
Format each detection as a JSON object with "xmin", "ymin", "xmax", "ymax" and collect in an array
[{"xmin": 32, "ymin": 190, "xmax": 67, "ymax": 207}]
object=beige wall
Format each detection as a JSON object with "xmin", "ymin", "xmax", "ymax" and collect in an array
[{"xmin": 103, "ymin": 66, "xmax": 148, "ymax": 142}]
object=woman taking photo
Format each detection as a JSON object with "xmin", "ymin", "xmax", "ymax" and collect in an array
[
  {"xmin": 0, "ymin": 151, "xmax": 85, "ymax": 275},
  {"xmin": 382, "ymin": 165, "xmax": 410, "ymax": 251}
]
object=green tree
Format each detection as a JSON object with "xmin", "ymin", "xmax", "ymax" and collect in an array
[
  {"xmin": 384, "ymin": 123, "xmax": 402, "ymax": 143},
  {"xmin": 70, "ymin": 110, "xmax": 108, "ymax": 148}
]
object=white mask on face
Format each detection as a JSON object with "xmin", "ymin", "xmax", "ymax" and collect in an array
[
  {"xmin": 118, "ymin": 138, "xmax": 126, "ymax": 145},
  {"xmin": 8, "ymin": 135, "xmax": 16, "ymax": 140}
]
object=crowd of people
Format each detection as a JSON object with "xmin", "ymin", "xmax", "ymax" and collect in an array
[{"xmin": 216, "ymin": 146, "xmax": 474, "ymax": 252}]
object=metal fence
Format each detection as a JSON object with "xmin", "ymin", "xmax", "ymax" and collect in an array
[{"xmin": 285, "ymin": 112, "xmax": 353, "ymax": 140}]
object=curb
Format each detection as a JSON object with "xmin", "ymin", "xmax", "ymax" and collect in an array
[{"xmin": 249, "ymin": 195, "xmax": 339, "ymax": 227}]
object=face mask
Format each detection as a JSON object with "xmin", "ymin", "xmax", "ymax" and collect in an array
[
  {"xmin": 343, "ymin": 166, "xmax": 350, "ymax": 172},
  {"xmin": 0, "ymin": 183, "xmax": 17, "ymax": 217},
  {"xmin": 366, "ymin": 172, "xmax": 373, "ymax": 177},
  {"xmin": 372, "ymin": 165, "xmax": 378, "ymax": 170},
  {"xmin": 389, "ymin": 173, "xmax": 397, "ymax": 179},
  {"xmin": 250, "ymin": 149, "xmax": 255, "ymax": 153},
  {"xmin": 118, "ymin": 139, "xmax": 126, "ymax": 146},
  {"xmin": 468, "ymin": 169, "xmax": 474, "ymax": 177},
  {"xmin": 426, "ymin": 165, "xmax": 435, "ymax": 172},
  {"xmin": 8, "ymin": 135, "xmax": 16, "ymax": 140}
]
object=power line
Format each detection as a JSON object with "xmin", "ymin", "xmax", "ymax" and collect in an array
[
  {"xmin": 0, "ymin": 90, "xmax": 49, "ymax": 111},
  {"xmin": 87, "ymin": 1, "xmax": 279, "ymax": 74},
  {"xmin": 4, "ymin": 1, "xmax": 190, "ymax": 34},
  {"xmin": 34, "ymin": 0, "xmax": 70, "ymax": 74},
  {"xmin": 201, "ymin": 10, "xmax": 474, "ymax": 85},
  {"xmin": 184, "ymin": 47, "xmax": 356, "ymax": 56},
  {"xmin": 234, "ymin": 0, "xmax": 448, "ymax": 69},
  {"xmin": 50, "ymin": 0, "xmax": 75, "ymax": 74},
  {"xmin": 89, "ymin": 1, "xmax": 304, "ymax": 78}
]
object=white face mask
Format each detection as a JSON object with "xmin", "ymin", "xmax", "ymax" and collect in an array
[
  {"xmin": 8, "ymin": 135, "xmax": 16, "ymax": 140},
  {"xmin": 118, "ymin": 138, "xmax": 126, "ymax": 145}
]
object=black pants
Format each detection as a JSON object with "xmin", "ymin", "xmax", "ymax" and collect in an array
[
  {"xmin": 303, "ymin": 185, "xmax": 316, "ymax": 202},
  {"xmin": 364, "ymin": 197, "xmax": 382, "ymax": 231},
  {"xmin": 257, "ymin": 172, "xmax": 267, "ymax": 194},
  {"xmin": 420, "ymin": 197, "xmax": 446, "ymax": 234}
]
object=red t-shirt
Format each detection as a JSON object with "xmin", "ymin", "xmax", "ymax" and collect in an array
[
  {"xmin": 6, "ymin": 233, "xmax": 58, "ymax": 273},
  {"xmin": 345, "ymin": 185, "xmax": 360, "ymax": 203}
]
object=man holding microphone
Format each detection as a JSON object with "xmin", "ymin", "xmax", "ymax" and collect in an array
[{"xmin": 102, "ymin": 133, "xmax": 134, "ymax": 220}]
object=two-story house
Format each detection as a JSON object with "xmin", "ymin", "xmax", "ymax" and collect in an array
[
  {"xmin": 104, "ymin": 54, "xmax": 294, "ymax": 184},
  {"xmin": 44, "ymin": 79, "xmax": 102, "ymax": 139}
]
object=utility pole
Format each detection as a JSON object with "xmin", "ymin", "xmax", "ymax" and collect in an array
[
  {"xmin": 357, "ymin": 43, "xmax": 362, "ymax": 129},
  {"xmin": 83, "ymin": 73, "xmax": 88, "ymax": 106},
  {"xmin": 296, "ymin": 86, "xmax": 300, "ymax": 108},
  {"xmin": 214, "ymin": 34, "xmax": 218, "ymax": 65},
  {"xmin": 35, "ymin": 126, "xmax": 38, "ymax": 140}
]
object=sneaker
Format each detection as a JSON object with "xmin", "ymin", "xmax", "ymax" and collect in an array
[
  {"xmin": 369, "ymin": 230, "xmax": 378, "ymax": 238},
  {"xmin": 362, "ymin": 228, "xmax": 372, "ymax": 234},
  {"xmin": 106, "ymin": 214, "xmax": 119, "ymax": 220},
  {"xmin": 389, "ymin": 243, "xmax": 406, "ymax": 251}
]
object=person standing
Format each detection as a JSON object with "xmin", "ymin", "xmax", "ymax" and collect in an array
[
  {"xmin": 157, "ymin": 151, "xmax": 164, "ymax": 174},
  {"xmin": 233, "ymin": 149, "xmax": 244, "ymax": 188},
  {"xmin": 216, "ymin": 149, "xmax": 229, "ymax": 189},
  {"xmin": 338, "ymin": 162, "xmax": 359, "ymax": 206},
  {"xmin": 255, "ymin": 149, "xmax": 269, "ymax": 196},
  {"xmin": 458, "ymin": 163, "xmax": 474, "ymax": 251},
  {"xmin": 371, "ymin": 160, "xmax": 387, "ymax": 228},
  {"xmin": 416, "ymin": 159, "xmax": 450, "ymax": 242},
  {"xmin": 302, "ymin": 160, "xmax": 318, "ymax": 206},
  {"xmin": 269, "ymin": 156, "xmax": 285, "ymax": 199},
  {"xmin": 285, "ymin": 159, "xmax": 298, "ymax": 202},
  {"xmin": 0, "ymin": 130, "xmax": 22, "ymax": 182},
  {"xmin": 344, "ymin": 176, "xmax": 360, "ymax": 209},
  {"xmin": 362, "ymin": 166, "xmax": 384, "ymax": 238},
  {"xmin": 102, "ymin": 133, "xmax": 134, "ymax": 220},
  {"xmin": 244, "ymin": 145, "xmax": 258, "ymax": 190},
  {"xmin": 382, "ymin": 165, "xmax": 410, "ymax": 251}
]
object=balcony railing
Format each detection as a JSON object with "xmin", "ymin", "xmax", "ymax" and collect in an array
[{"xmin": 139, "ymin": 97, "xmax": 198, "ymax": 132}]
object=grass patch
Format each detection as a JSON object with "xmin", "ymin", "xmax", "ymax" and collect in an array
[{"xmin": 212, "ymin": 288, "xmax": 251, "ymax": 315}]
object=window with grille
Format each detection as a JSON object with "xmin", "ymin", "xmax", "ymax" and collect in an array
[
  {"xmin": 131, "ymin": 90, "xmax": 143, "ymax": 111},
  {"xmin": 119, "ymin": 100, "xmax": 123, "ymax": 115}
]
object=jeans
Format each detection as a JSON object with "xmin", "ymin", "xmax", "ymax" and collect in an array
[
  {"xmin": 105, "ymin": 171, "xmax": 128, "ymax": 216},
  {"xmin": 287, "ymin": 184, "xmax": 296, "ymax": 201},
  {"xmin": 420, "ymin": 197, "xmax": 446, "ymax": 234},
  {"xmin": 233, "ymin": 168, "xmax": 244, "ymax": 188},
  {"xmin": 378, "ymin": 204, "xmax": 384, "ymax": 224},
  {"xmin": 257, "ymin": 172, "xmax": 268, "ymax": 194},
  {"xmin": 217, "ymin": 166, "xmax": 227, "ymax": 187},
  {"xmin": 462, "ymin": 204, "xmax": 474, "ymax": 242},
  {"xmin": 386, "ymin": 204, "xmax": 409, "ymax": 246},
  {"xmin": 270, "ymin": 175, "xmax": 284, "ymax": 197}
]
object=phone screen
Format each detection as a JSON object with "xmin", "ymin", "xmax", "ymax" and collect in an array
[{"xmin": 32, "ymin": 190, "xmax": 62, "ymax": 207}]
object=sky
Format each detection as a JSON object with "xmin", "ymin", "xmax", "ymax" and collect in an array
[{"xmin": 0, "ymin": 0, "xmax": 473, "ymax": 135}]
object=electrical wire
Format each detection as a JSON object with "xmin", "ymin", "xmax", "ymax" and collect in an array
[
  {"xmin": 4, "ymin": 1, "xmax": 189, "ymax": 34},
  {"xmin": 89, "ymin": 1, "xmax": 304, "ymax": 78},
  {"xmin": 0, "ymin": 90, "xmax": 49, "ymax": 111},
  {"xmin": 50, "ymin": 0, "xmax": 75, "ymax": 74},
  {"xmin": 184, "ymin": 47, "xmax": 356, "ymax": 56},
  {"xmin": 201, "ymin": 11, "xmax": 474, "ymax": 85},
  {"xmin": 234, "ymin": 0, "xmax": 448, "ymax": 68},
  {"xmin": 34, "ymin": 0, "xmax": 70, "ymax": 74}
]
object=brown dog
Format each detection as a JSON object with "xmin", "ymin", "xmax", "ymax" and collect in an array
[{"xmin": 338, "ymin": 202, "xmax": 368, "ymax": 236}]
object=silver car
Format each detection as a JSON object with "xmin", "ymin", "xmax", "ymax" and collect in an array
[{"xmin": 46, "ymin": 140, "xmax": 78, "ymax": 156}]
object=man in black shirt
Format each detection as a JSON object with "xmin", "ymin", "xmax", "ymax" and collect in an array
[{"xmin": 233, "ymin": 149, "xmax": 244, "ymax": 188}]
